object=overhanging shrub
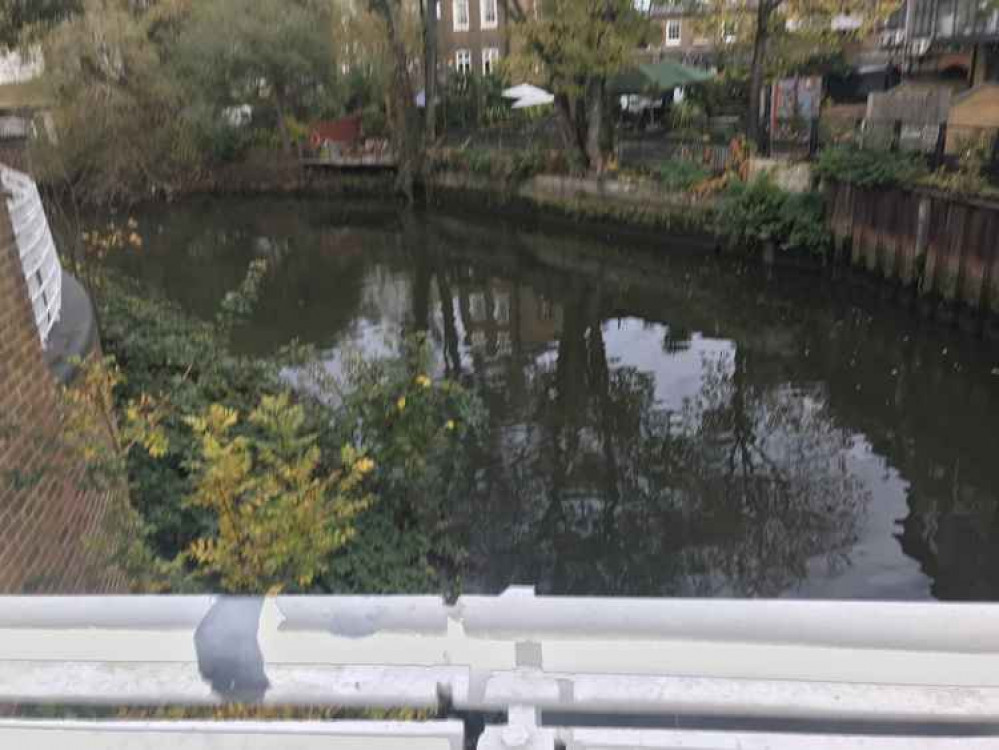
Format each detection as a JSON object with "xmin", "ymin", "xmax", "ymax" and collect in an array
[
  {"xmin": 814, "ymin": 145, "xmax": 927, "ymax": 189},
  {"xmin": 716, "ymin": 177, "xmax": 831, "ymax": 256}
]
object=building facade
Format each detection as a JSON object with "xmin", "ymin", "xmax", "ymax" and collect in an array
[
  {"xmin": 438, "ymin": 0, "xmax": 534, "ymax": 77},
  {"xmin": 648, "ymin": 3, "xmax": 715, "ymax": 66},
  {"xmin": 881, "ymin": 0, "xmax": 999, "ymax": 84},
  {"xmin": 646, "ymin": 2, "xmax": 749, "ymax": 68}
]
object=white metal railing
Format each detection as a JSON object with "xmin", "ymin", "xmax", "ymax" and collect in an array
[
  {"xmin": 2, "ymin": 588, "xmax": 999, "ymax": 748},
  {"xmin": 2, "ymin": 166, "xmax": 61, "ymax": 347}
]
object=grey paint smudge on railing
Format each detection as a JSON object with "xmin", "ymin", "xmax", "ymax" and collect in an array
[{"xmin": 194, "ymin": 597, "xmax": 269, "ymax": 702}]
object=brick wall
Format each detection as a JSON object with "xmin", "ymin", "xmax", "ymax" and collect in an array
[
  {"xmin": 0, "ymin": 140, "xmax": 30, "ymax": 173},
  {"xmin": 0, "ymin": 194, "xmax": 123, "ymax": 593},
  {"xmin": 439, "ymin": 0, "xmax": 526, "ymax": 75}
]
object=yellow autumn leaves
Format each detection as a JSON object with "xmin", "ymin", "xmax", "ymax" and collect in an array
[
  {"xmin": 81, "ymin": 218, "xmax": 144, "ymax": 260},
  {"xmin": 392, "ymin": 374, "xmax": 460, "ymax": 434},
  {"xmin": 60, "ymin": 354, "xmax": 466, "ymax": 594},
  {"xmin": 184, "ymin": 393, "xmax": 373, "ymax": 593},
  {"xmin": 61, "ymin": 355, "xmax": 168, "ymax": 472}
]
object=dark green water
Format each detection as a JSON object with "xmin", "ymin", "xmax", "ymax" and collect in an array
[{"xmin": 110, "ymin": 196, "xmax": 999, "ymax": 600}]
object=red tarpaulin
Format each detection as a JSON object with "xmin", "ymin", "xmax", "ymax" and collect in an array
[{"xmin": 309, "ymin": 115, "xmax": 362, "ymax": 147}]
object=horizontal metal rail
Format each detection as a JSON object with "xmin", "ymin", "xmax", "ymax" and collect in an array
[
  {"xmin": 0, "ymin": 719, "xmax": 464, "ymax": 750},
  {"xmin": 3, "ymin": 589, "xmax": 999, "ymax": 748},
  {"xmin": 556, "ymin": 727, "xmax": 999, "ymax": 749}
]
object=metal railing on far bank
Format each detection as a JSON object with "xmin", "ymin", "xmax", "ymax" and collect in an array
[
  {"xmin": 619, "ymin": 116, "xmax": 999, "ymax": 181},
  {"xmin": 2, "ymin": 588, "xmax": 999, "ymax": 749}
]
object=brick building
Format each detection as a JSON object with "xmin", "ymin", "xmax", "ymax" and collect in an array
[
  {"xmin": 647, "ymin": 2, "xmax": 747, "ymax": 68},
  {"xmin": 881, "ymin": 0, "xmax": 999, "ymax": 85},
  {"xmin": 437, "ymin": 0, "xmax": 536, "ymax": 77},
  {"xmin": 0, "ymin": 162, "xmax": 122, "ymax": 593}
]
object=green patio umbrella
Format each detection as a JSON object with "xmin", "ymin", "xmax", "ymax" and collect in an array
[{"xmin": 610, "ymin": 61, "xmax": 713, "ymax": 95}]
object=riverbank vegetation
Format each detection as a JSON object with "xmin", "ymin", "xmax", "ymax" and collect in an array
[
  {"xmin": 26, "ymin": 0, "xmax": 356, "ymax": 204},
  {"xmin": 716, "ymin": 178, "xmax": 830, "ymax": 256},
  {"xmin": 14, "ymin": 0, "xmax": 665, "ymax": 204},
  {"xmin": 814, "ymin": 146, "xmax": 928, "ymax": 189},
  {"xmin": 71, "ymin": 228, "xmax": 483, "ymax": 594}
]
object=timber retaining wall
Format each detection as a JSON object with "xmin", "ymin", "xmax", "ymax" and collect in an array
[{"xmin": 826, "ymin": 181, "xmax": 999, "ymax": 317}]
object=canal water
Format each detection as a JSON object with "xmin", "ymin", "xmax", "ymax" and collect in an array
[{"xmin": 110, "ymin": 196, "xmax": 999, "ymax": 601}]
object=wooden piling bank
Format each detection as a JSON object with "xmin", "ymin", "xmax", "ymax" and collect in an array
[{"xmin": 826, "ymin": 180, "xmax": 999, "ymax": 319}]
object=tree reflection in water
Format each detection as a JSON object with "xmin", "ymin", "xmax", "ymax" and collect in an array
[{"xmin": 450, "ymin": 276, "xmax": 870, "ymax": 597}]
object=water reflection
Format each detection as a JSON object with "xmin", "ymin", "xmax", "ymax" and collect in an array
[
  {"xmin": 110, "ymin": 198, "xmax": 999, "ymax": 600},
  {"xmin": 423, "ymin": 258, "xmax": 868, "ymax": 596}
]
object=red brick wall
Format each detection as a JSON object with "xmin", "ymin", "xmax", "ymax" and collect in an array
[
  {"xmin": 0, "ymin": 195, "xmax": 123, "ymax": 593},
  {"xmin": 0, "ymin": 141, "xmax": 30, "ymax": 174}
]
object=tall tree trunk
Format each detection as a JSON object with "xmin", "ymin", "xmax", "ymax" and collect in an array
[
  {"xmin": 748, "ymin": 0, "xmax": 772, "ymax": 153},
  {"xmin": 423, "ymin": 0, "xmax": 438, "ymax": 144},
  {"xmin": 370, "ymin": 0, "xmax": 423, "ymax": 203},
  {"xmin": 554, "ymin": 92, "xmax": 588, "ymax": 170},
  {"xmin": 273, "ymin": 91, "xmax": 293, "ymax": 156},
  {"xmin": 584, "ymin": 77, "xmax": 607, "ymax": 173}
]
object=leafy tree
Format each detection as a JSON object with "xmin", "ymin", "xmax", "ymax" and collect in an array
[
  {"xmin": 365, "ymin": 0, "xmax": 423, "ymax": 200},
  {"xmin": 331, "ymin": 0, "xmax": 393, "ymax": 114},
  {"xmin": 174, "ymin": 0, "xmax": 335, "ymax": 156},
  {"xmin": 508, "ymin": 0, "xmax": 649, "ymax": 172},
  {"xmin": 37, "ymin": 0, "xmax": 197, "ymax": 204},
  {"xmin": 421, "ymin": 0, "xmax": 438, "ymax": 145}
]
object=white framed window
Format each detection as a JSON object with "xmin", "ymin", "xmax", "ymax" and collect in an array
[
  {"xmin": 537, "ymin": 297, "xmax": 554, "ymax": 321},
  {"xmin": 453, "ymin": 0, "xmax": 469, "ymax": 31},
  {"xmin": 480, "ymin": 0, "xmax": 498, "ymax": 29},
  {"xmin": 482, "ymin": 47, "xmax": 500, "ymax": 75},
  {"xmin": 493, "ymin": 291, "xmax": 510, "ymax": 323},
  {"xmin": 496, "ymin": 331, "xmax": 512, "ymax": 356},
  {"xmin": 469, "ymin": 290, "xmax": 486, "ymax": 321},
  {"xmin": 665, "ymin": 19, "xmax": 681, "ymax": 46},
  {"xmin": 436, "ymin": 0, "xmax": 441, "ymax": 19},
  {"xmin": 455, "ymin": 49, "xmax": 472, "ymax": 74}
]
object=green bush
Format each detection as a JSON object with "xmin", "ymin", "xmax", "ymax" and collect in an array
[
  {"xmin": 196, "ymin": 120, "xmax": 252, "ymax": 164},
  {"xmin": 94, "ymin": 271, "xmax": 282, "ymax": 559},
  {"xmin": 428, "ymin": 147, "xmax": 570, "ymax": 182},
  {"xmin": 716, "ymin": 177, "xmax": 831, "ymax": 256},
  {"xmin": 920, "ymin": 136, "xmax": 999, "ymax": 198},
  {"xmin": 305, "ymin": 337, "xmax": 485, "ymax": 593},
  {"xmin": 670, "ymin": 100, "xmax": 707, "ymax": 133},
  {"xmin": 814, "ymin": 144, "xmax": 927, "ymax": 189},
  {"xmin": 360, "ymin": 104, "xmax": 387, "ymax": 138},
  {"xmin": 685, "ymin": 73, "xmax": 749, "ymax": 118},
  {"xmin": 94, "ymin": 268, "xmax": 484, "ymax": 593},
  {"xmin": 655, "ymin": 159, "xmax": 710, "ymax": 191}
]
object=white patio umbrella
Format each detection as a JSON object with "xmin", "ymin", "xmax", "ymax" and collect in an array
[
  {"xmin": 502, "ymin": 83, "xmax": 547, "ymax": 100},
  {"xmin": 503, "ymin": 83, "xmax": 555, "ymax": 109},
  {"xmin": 511, "ymin": 90, "xmax": 555, "ymax": 109}
]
